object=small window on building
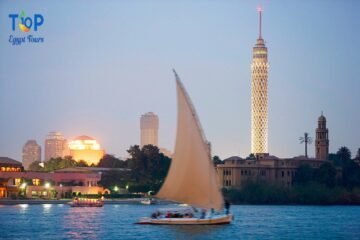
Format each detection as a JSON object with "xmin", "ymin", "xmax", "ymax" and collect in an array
[
  {"xmin": 14, "ymin": 178, "xmax": 21, "ymax": 186},
  {"xmin": 32, "ymin": 179, "xmax": 40, "ymax": 186},
  {"xmin": 281, "ymin": 171, "xmax": 284, "ymax": 177}
]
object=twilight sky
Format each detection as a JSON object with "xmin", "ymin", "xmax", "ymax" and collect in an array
[{"xmin": 1, "ymin": 0, "xmax": 359, "ymax": 161}]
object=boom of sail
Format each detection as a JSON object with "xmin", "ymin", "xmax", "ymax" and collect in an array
[{"xmin": 156, "ymin": 70, "xmax": 224, "ymax": 211}]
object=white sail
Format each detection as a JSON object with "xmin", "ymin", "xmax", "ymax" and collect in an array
[{"xmin": 156, "ymin": 70, "xmax": 224, "ymax": 211}]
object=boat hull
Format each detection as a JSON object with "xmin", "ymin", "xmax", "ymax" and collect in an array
[
  {"xmin": 69, "ymin": 202, "xmax": 104, "ymax": 207},
  {"xmin": 136, "ymin": 214, "xmax": 233, "ymax": 225}
]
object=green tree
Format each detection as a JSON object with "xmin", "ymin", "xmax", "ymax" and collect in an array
[
  {"xmin": 213, "ymin": 156, "xmax": 223, "ymax": 166},
  {"xmin": 337, "ymin": 146, "xmax": 351, "ymax": 166},
  {"xmin": 28, "ymin": 161, "xmax": 44, "ymax": 171},
  {"xmin": 126, "ymin": 145, "xmax": 171, "ymax": 193},
  {"xmin": 44, "ymin": 156, "xmax": 77, "ymax": 171},
  {"xmin": 246, "ymin": 153, "xmax": 256, "ymax": 160},
  {"xmin": 76, "ymin": 160, "xmax": 89, "ymax": 167},
  {"xmin": 315, "ymin": 162, "xmax": 336, "ymax": 188},
  {"xmin": 97, "ymin": 154, "xmax": 126, "ymax": 168},
  {"xmin": 355, "ymin": 148, "xmax": 360, "ymax": 161},
  {"xmin": 293, "ymin": 164, "xmax": 314, "ymax": 185},
  {"xmin": 342, "ymin": 161, "xmax": 360, "ymax": 189}
]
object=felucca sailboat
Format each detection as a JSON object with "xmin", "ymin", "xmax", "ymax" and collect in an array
[{"xmin": 137, "ymin": 70, "xmax": 233, "ymax": 225}]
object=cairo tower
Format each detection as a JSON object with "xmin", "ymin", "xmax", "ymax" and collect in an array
[{"xmin": 251, "ymin": 8, "xmax": 269, "ymax": 154}]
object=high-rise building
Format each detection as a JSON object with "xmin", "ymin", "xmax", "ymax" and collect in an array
[
  {"xmin": 44, "ymin": 132, "xmax": 67, "ymax": 161},
  {"xmin": 315, "ymin": 113, "xmax": 329, "ymax": 160},
  {"xmin": 251, "ymin": 8, "xmax": 269, "ymax": 154},
  {"xmin": 22, "ymin": 140, "xmax": 41, "ymax": 169},
  {"xmin": 140, "ymin": 112, "xmax": 159, "ymax": 147},
  {"xmin": 68, "ymin": 135, "xmax": 105, "ymax": 166}
]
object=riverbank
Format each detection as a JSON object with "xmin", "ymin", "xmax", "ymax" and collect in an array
[
  {"xmin": 223, "ymin": 182, "xmax": 360, "ymax": 205},
  {"xmin": 0, "ymin": 198, "xmax": 175, "ymax": 205}
]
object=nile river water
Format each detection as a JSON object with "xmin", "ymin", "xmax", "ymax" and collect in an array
[{"xmin": 0, "ymin": 204, "xmax": 359, "ymax": 240}]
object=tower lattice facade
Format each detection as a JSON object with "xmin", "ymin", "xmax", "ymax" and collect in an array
[{"xmin": 251, "ymin": 8, "xmax": 269, "ymax": 154}]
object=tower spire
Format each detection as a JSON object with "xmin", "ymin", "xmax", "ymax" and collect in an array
[{"xmin": 257, "ymin": 6, "xmax": 263, "ymax": 39}]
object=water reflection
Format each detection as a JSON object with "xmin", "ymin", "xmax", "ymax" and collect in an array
[
  {"xmin": 42, "ymin": 204, "xmax": 52, "ymax": 213},
  {"xmin": 162, "ymin": 224, "xmax": 229, "ymax": 239},
  {"xmin": 18, "ymin": 204, "xmax": 29, "ymax": 213},
  {"xmin": 62, "ymin": 207, "xmax": 103, "ymax": 240}
]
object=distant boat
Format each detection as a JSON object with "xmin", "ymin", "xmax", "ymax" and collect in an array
[
  {"xmin": 137, "ymin": 70, "xmax": 233, "ymax": 225},
  {"xmin": 69, "ymin": 197, "xmax": 104, "ymax": 207},
  {"xmin": 140, "ymin": 198, "xmax": 158, "ymax": 205}
]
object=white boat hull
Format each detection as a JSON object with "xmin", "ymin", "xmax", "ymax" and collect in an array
[{"xmin": 137, "ymin": 214, "xmax": 233, "ymax": 225}]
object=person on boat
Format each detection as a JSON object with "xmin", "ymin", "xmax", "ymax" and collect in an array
[
  {"xmin": 225, "ymin": 200, "xmax": 230, "ymax": 215},
  {"xmin": 200, "ymin": 209, "xmax": 206, "ymax": 219}
]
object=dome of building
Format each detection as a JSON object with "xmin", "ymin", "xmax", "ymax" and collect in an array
[
  {"xmin": 74, "ymin": 135, "xmax": 94, "ymax": 141},
  {"xmin": 318, "ymin": 114, "xmax": 326, "ymax": 122}
]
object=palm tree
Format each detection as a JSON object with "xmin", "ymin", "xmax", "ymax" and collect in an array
[{"xmin": 299, "ymin": 132, "xmax": 312, "ymax": 158}]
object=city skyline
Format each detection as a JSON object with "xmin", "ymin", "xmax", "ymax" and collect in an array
[{"xmin": 1, "ymin": 1, "xmax": 360, "ymax": 161}]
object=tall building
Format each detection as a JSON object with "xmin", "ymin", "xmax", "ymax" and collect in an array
[
  {"xmin": 44, "ymin": 132, "xmax": 67, "ymax": 161},
  {"xmin": 140, "ymin": 112, "xmax": 159, "ymax": 147},
  {"xmin": 22, "ymin": 140, "xmax": 41, "ymax": 169},
  {"xmin": 251, "ymin": 8, "xmax": 269, "ymax": 154},
  {"xmin": 68, "ymin": 135, "xmax": 105, "ymax": 166},
  {"xmin": 315, "ymin": 113, "xmax": 329, "ymax": 160}
]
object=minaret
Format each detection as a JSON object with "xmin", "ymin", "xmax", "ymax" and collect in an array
[
  {"xmin": 315, "ymin": 112, "xmax": 329, "ymax": 160},
  {"xmin": 251, "ymin": 7, "xmax": 269, "ymax": 154}
]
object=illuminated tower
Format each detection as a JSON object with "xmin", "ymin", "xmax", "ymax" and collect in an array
[
  {"xmin": 140, "ymin": 112, "xmax": 159, "ymax": 147},
  {"xmin": 251, "ymin": 7, "xmax": 269, "ymax": 154},
  {"xmin": 315, "ymin": 113, "xmax": 329, "ymax": 160}
]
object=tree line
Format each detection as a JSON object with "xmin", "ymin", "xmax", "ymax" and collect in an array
[{"xmin": 28, "ymin": 145, "xmax": 171, "ymax": 194}]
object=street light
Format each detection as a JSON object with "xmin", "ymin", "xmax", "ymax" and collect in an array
[
  {"xmin": 20, "ymin": 182, "xmax": 27, "ymax": 189},
  {"xmin": 45, "ymin": 182, "xmax": 51, "ymax": 189},
  {"xmin": 114, "ymin": 186, "xmax": 119, "ymax": 192}
]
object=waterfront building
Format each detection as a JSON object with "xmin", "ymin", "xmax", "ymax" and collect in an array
[
  {"xmin": 22, "ymin": 140, "xmax": 41, "ymax": 170},
  {"xmin": 251, "ymin": 8, "xmax": 269, "ymax": 155},
  {"xmin": 44, "ymin": 132, "xmax": 67, "ymax": 161},
  {"xmin": 315, "ymin": 113, "xmax": 329, "ymax": 160},
  {"xmin": 217, "ymin": 114, "xmax": 336, "ymax": 189},
  {"xmin": 140, "ymin": 112, "xmax": 159, "ymax": 147},
  {"xmin": 0, "ymin": 157, "xmax": 23, "ymax": 198},
  {"xmin": 68, "ymin": 135, "xmax": 105, "ymax": 165},
  {"xmin": 217, "ymin": 155, "xmax": 329, "ymax": 189},
  {"xmin": 0, "ymin": 157, "xmax": 106, "ymax": 199}
]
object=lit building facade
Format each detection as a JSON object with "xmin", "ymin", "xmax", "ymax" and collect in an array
[
  {"xmin": 0, "ymin": 158, "xmax": 104, "ymax": 199},
  {"xmin": 315, "ymin": 113, "xmax": 329, "ymax": 160},
  {"xmin": 68, "ymin": 135, "xmax": 105, "ymax": 165},
  {"xmin": 251, "ymin": 8, "xmax": 269, "ymax": 154},
  {"xmin": 44, "ymin": 132, "xmax": 67, "ymax": 161},
  {"xmin": 140, "ymin": 112, "xmax": 159, "ymax": 147},
  {"xmin": 22, "ymin": 140, "xmax": 41, "ymax": 169}
]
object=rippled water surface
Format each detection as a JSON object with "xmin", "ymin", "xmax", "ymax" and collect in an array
[{"xmin": 0, "ymin": 204, "xmax": 359, "ymax": 239}]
